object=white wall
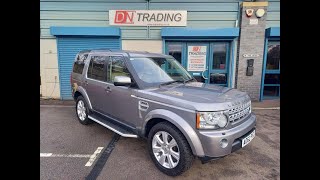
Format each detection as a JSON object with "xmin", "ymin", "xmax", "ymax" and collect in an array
[
  {"xmin": 122, "ymin": 40, "xmax": 163, "ymax": 53},
  {"xmin": 40, "ymin": 39, "xmax": 60, "ymax": 99}
]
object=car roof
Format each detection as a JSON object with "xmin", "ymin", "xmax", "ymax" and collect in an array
[{"xmin": 78, "ymin": 49, "xmax": 171, "ymax": 58}]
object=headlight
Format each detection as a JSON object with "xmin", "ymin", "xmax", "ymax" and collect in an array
[{"xmin": 196, "ymin": 111, "xmax": 228, "ymax": 129}]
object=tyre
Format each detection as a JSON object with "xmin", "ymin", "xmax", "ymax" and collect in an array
[
  {"xmin": 148, "ymin": 122, "xmax": 194, "ymax": 176},
  {"xmin": 75, "ymin": 96, "xmax": 92, "ymax": 125}
]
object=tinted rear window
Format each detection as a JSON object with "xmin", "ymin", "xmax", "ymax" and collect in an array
[
  {"xmin": 73, "ymin": 53, "xmax": 88, "ymax": 74},
  {"xmin": 87, "ymin": 56, "xmax": 108, "ymax": 81}
]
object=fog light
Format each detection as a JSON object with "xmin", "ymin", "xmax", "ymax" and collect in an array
[{"xmin": 220, "ymin": 139, "xmax": 228, "ymax": 148}]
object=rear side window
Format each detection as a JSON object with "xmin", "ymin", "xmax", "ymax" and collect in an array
[
  {"xmin": 87, "ymin": 56, "xmax": 108, "ymax": 81},
  {"xmin": 73, "ymin": 53, "xmax": 88, "ymax": 74}
]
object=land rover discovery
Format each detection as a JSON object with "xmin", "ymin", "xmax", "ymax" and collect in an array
[{"xmin": 71, "ymin": 49, "xmax": 256, "ymax": 176}]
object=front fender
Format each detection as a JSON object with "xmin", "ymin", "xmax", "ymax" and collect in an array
[
  {"xmin": 143, "ymin": 109, "xmax": 205, "ymax": 157},
  {"xmin": 75, "ymin": 86, "xmax": 93, "ymax": 110}
]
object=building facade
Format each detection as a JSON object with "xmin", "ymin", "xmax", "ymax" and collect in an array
[{"xmin": 40, "ymin": 0, "xmax": 280, "ymax": 101}]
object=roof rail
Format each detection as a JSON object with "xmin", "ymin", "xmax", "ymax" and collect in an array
[
  {"xmin": 90, "ymin": 48, "xmax": 112, "ymax": 52},
  {"xmin": 125, "ymin": 50, "xmax": 149, "ymax": 53},
  {"xmin": 78, "ymin": 49, "xmax": 91, "ymax": 53}
]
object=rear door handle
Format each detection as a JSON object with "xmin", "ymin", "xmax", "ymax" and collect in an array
[{"xmin": 105, "ymin": 86, "xmax": 111, "ymax": 93}]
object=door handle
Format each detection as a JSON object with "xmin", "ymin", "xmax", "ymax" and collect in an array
[
  {"xmin": 105, "ymin": 86, "xmax": 111, "ymax": 93},
  {"xmin": 84, "ymin": 81, "xmax": 88, "ymax": 86},
  {"xmin": 202, "ymin": 67, "xmax": 208, "ymax": 80}
]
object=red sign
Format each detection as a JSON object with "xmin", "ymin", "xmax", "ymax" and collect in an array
[
  {"xmin": 114, "ymin": 10, "xmax": 135, "ymax": 24},
  {"xmin": 109, "ymin": 10, "xmax": 187, "ymax": 26},
  {"xmin": 192, "ymin": 46, "xmax": 201, "ymax": 52}
]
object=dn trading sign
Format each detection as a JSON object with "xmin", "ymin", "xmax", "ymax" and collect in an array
[
  {"xmin": 109, "ymin": 10, "xmax": 187, "ymax": 26},
  {"xmin": 187, "ymin": 46, "xmax": 207, "ymax": 71}
]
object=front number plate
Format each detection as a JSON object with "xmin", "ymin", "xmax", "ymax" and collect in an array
[{"xmin": 241, "ymin": 130, "xmax": 255, "ymax": 147}]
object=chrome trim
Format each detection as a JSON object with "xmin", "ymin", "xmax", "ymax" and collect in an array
[
  {"xmin": 228, "ymin": 100, "xmax": 251, "ymax": 123},
  {"xmin": 88, "ymin": 115, "xmax": 138, "ymax": 138},
  {"xmin": 86, "ymin": 76, "xmax": 114, "ymax": 86},
  {"xmin": 138, "ymin": 101, "xmax": 149, "ymax": 111}
]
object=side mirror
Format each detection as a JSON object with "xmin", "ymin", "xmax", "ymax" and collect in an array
[{"xmin": 114, "ymin": 76, "xmax": 131, "ymax": 86}]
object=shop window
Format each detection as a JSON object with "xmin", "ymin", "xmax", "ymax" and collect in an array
[
  {"xmin": 263, "ymin": 86, "xmax": 280, "ymax": 97},
  {"xmin": 168, "ymin": 44, "xmax": 182, "ymax": 64},
  {"xmin": 266, "ymin": 44, "xmax": 280, "ymax": 70},
  {"xmin": 212, "ymin": 43, "xmax": 227, "ymax": 70},
  {"xmin": 264, "ymin": 74, "xmax": 280, "ymax": 84},
  {"xmin": 262, "ymin": 41, "xmax": 280, "ymax": 99},
  {"xmin": 210, "ymin": 73, "xmax": 227, "ymax": 85}
]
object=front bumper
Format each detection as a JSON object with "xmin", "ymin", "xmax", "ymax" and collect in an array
[{"xmin": 197, "ymin": 113, "xmax": 256, "ymax": 158}]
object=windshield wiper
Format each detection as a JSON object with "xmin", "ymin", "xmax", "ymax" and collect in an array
[
  {"xmin": 183, "ymin": 78, "xmax": 195, "ymax": 84},
  {"xmin": 159, "ymin": 80, "xmax": 180, "ymax": 87},
  {"xmin": 159, "ymin": 78, "xmax": 194, "ymax": 87}
]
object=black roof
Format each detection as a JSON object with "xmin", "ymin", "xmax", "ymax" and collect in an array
[{"xmin": 78, "ymin": 48, "xmax": 170, "ymax": 58}]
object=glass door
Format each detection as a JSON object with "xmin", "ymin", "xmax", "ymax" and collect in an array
[
  {"xmin": 165, "ymin": 41, "xmax": 230, "ymax": 86},
  {"xmin": 185, "ymin": 43, "xmax": 210, "ymax": 83},
  {"xmin": 262, "ymin": 41, "xmax": 280, "ymax": 99},
  {"xmin": 208, "ymin": 42, "xmax": 229, "ymax": 86}
]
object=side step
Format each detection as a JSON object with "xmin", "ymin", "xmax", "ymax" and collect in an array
[{"xmin": 88, "ymin": 114, "xmax": 138, "ymax": 138}]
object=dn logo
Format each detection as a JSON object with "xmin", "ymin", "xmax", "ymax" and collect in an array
[
  {"xmin": 192, "ymin": 46, "xmax": 201, "ymax": 52},
  {"xmin": 114, "ymin": 11, "xmax": 135, "ymax": 24}
]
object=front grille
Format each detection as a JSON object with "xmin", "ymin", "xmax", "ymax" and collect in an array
[{"xmin": 228, "ymin": 100, "xmax": 251, "ymax": 123}]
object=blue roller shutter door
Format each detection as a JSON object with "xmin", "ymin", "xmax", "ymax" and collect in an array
[{"xmin": 57, "ymin": 36, "xmax": 121, "ymax": 100}]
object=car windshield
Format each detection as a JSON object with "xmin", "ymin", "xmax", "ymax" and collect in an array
[{"xmin": 130, "ymin": 57, "xmax": 193, "ymax": 84}]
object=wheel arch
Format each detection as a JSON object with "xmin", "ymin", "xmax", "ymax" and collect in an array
[
  {"xmin": 143, "ymin": 109, "xmax": 205, "ymax": 157},
  {"xmin": 74, "ymin": 86, "xmax": 93, "ymax": 110}
]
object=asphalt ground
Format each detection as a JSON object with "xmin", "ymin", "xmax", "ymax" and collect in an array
[{"xmin": 40, "ymin": 106, "xmax": 280, "ymax": 180}]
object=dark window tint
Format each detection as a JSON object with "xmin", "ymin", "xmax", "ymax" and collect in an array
[
  {"xmin": 212, "ymin": 43, "xmax": 227, "ymax": 70},
  {"xmin": 168, "ymin": 44, "xmax": 182, "ymax": 64},
  {"xmin": 266, "ymin": 42, "xmax": 280, "ymax": 70},
  {"xmin": 107, "ymin": 56, "xmax": 130, "ymax": 83},
  {"xmin": 87, "ymin": 56, "xmax": 107, "ymax": 81},
  {"xmin": 73, "ymin": 53, "xmax": 88, "ymax": 74}
]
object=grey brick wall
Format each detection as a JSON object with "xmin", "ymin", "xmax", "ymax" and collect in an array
[{"xmin": 236, "ymin": 4, "xmax": 268, "ymax": 101}]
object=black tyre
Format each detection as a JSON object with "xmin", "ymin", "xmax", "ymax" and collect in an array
[
  {"xmin": 148, "ymin": 122, "xmax": 194, "ymax": 176},
  {"xmin": 75, "ymin": 96, "xmax": 92, "ymax": 125}
]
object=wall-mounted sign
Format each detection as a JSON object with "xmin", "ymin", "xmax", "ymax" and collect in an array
[
  {"xmin": 249, "ymin": 18, "xmax": 258, "ymax": 25},
  {"xmin": 187, "ymin": 46, "xmax": 207, "ymax": 71},
  {"xmin": 243, "ymin": 54, "xmax": 260, "ymax": 58},
  {"xmin": 109, "ymin": 10, "xmax": 187, "ymax": 26}
]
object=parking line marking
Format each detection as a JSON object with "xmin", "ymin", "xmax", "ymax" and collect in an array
[
  {"xmin": 40, "ymin": 105, "xmax": 74, "ymax": 108},
  {"xmin": 85, "ymin": 147, "xmax": 104, "ymax": 167},
  {"xmin": 40, "ymin": 153, "xmax": 91, "ymax": 158},
  {"xmin": 86, "ymin": 134, "xmax": 120, "ymax": 180},
  {"xmin": 252, "ymin": 107, "xmax": 280, "ymax": 110},
  {"xmin": 40, "ymin": 153, "xmax": 53, "ymax": 157}
]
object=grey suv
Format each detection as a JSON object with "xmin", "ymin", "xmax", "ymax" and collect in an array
[{"xmin": 71, "ymin": 49, "xmax": 256, "ymax": 176}]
